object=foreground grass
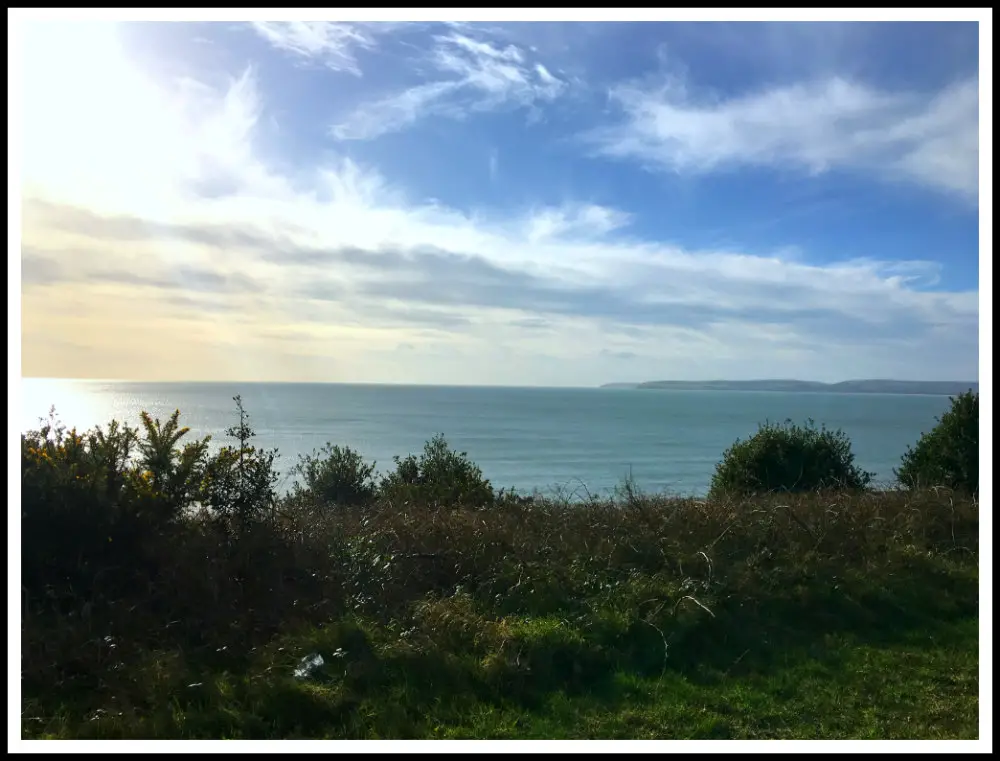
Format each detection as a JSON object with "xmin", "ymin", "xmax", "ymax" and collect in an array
[
  {"xmin": 25, "ymin": 618, "xmax": 979, "ymax": 740},
  {"xmin": 23, "ymin": 540, "xmax": 978, "ymax": 740}
]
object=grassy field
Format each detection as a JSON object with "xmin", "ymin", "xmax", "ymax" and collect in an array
[{"xmin": 21, "ymin": 489, "xmax": 979, "ymax": 740}]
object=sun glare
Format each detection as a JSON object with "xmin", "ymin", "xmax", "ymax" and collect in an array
[{"xmin": 20, "ymin": 21, "xmax": 192, "ymax": 218}]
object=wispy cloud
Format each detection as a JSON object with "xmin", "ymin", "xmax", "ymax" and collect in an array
[
  {"xmin": 588, "ymin": 75, "xmax": 979, "ymax": 204},
  {"xmin": 525, "ymin": 204, "xmax": 633, "ymax": 242},
  {"xmin": 249, "ymin": 21, "xmax": 378, "ymax": 76},
  {"xmin": 331, "ymin": 31, "xmax": 567, "ymax": 140}
]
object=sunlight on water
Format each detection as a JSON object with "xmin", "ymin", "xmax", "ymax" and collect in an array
[{"xmin": 20, "ymin": 379, "xmax": 116, "ymax": 433}]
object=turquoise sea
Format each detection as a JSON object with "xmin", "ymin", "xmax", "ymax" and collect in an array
[{"xmin": 20, "ymin": 380, "xmax": 956, "ymax": 498}]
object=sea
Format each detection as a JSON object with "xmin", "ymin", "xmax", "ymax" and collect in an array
[{"xmin": 19, "ymin": 380, "xmax": 955, "ymax": 498}]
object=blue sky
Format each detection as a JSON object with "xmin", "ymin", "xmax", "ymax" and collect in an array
[{"xmin": 18, "ymin": 20, "xmax": 981, "ymax": 385}]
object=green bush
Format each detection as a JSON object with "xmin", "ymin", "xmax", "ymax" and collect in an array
[
  {"xmin": 292, "ymin": 443, "xmax": 378, "ymax": 508},
  {"xmin": 708, "ymin": 419, "xmax": 873, "ymax": 499},
  {"xmin": 895, "ymin": 391, "xmax": 978, "ymax": 495},
  {"xmin": 380, "ymin": 434, "xmax": 494, "ymax": 508}
]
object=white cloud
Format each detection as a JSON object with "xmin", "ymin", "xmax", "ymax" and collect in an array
[
  {"xmin": 526, "ymin": 204, "xmax": 633, "ymax": 242},
  {"xmin": 17, "ymin": 23, "xmax": 978, "ymax": 385},
  {"xmin": 330, "ymin": 31, "xmax": 566, "ymax": 140},
  {"xmin": 249, "ymin": 21, "xmax": 376, "ymax": 76},
  {"xmin": 589, "ymin": 75, "xmax": 979, "ymax": 204}
]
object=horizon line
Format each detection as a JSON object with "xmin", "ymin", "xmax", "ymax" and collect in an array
[{"xmin": 21, "ymin": 376, "xmax": 980, "ymax": 387}]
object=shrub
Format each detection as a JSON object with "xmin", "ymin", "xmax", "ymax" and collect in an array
[
  {"xmin": 896, "ymin": 390, "xmax": 978, "ymax": 495},
  {"xmin": 292, "ymin": 443, "xmax": 378, "ymax": 508},
  {"xmin": 136, "ymin": 409, "xmax": 212, "ymax": 521},
  {"xmin": 708, "ymin": 419, "xmax": 873, "ymax": 499},
  {"xmin": 380, "ymin": 434, "xmax": 494, "ymax": 508}
]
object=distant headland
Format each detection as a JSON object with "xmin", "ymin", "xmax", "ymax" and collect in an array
[{"xmin": 600, "ymin": 380, "xmax": 979, "ymax": 396}]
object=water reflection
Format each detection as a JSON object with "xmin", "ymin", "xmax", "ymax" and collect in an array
[{"xmin": 20, "ymin": 378, "xmax": 114, "ymax": 433}]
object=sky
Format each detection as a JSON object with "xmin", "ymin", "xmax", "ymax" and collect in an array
[{"xmin": 15, "ymin": 17, "xmax": 984, "ymax": 386}]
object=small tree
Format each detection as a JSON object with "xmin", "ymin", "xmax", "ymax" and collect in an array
[
  {"xmin": 200, "ymin": 395, "xmax": 279, "ymax": 533},
  {"xmin": 292, "ymin": 443, "xmax": 378, "ymax": 508},
  {"xmin": 709, "ymin": 419, "xmax": 873, "ymax": 500},
  {"xmin": 896, "ymin": 390, "xmax": 978, "ymax": 495}
]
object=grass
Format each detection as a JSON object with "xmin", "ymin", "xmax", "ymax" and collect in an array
[
  {"xmin": 24, "ymin": 617, "xmax": 980, "ymax": 740},
  {"xmin": 21, "ymin": 490, "xmax": 979, "ymax": 740},
  {"xmin": 23, "ymin": 589, "xmax": 979, "ymax": 739}
]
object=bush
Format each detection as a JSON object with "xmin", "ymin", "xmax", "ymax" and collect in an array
[
  {"xmin": 708, "ymin": 419, "xmax": 873, "ymax": 499},
  {"xmin": 896, "ymin": 391, "xmax": 978, "ymax": 495},
  {"xmin": 380, "ymin": 434, "xmax": 494, "ymax": 508},
  {"xmin": 20, "ymin": 408, "xmax": 209, "ymax": 600},
  {"xmin": 136, "ymin": 409, "xmax": 212, "ymax": 521},
  {"xmin": 292, "ymin": 443, "xmax": 378, "ymax": 508}
]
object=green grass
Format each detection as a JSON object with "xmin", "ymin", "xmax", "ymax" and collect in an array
[{"xmin": 22, "ymin": 549, "xmax": 978, "ymax": 740}]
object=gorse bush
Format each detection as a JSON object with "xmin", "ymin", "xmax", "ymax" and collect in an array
[
  {"xmin": 136, "ymin": 409, "xmax": 211, "ymax": 520},
  {"xmin": 709, "ymin": 419, "xmax": 873, "ymax": 499},
  {"xmin": 381, "ymin": 433, "xmax": 495, "ymax": 508},
  {"xmin": 20, "ymin": 398, "xmax": 283, "ymax": 599},
  {"xmin": 22, "ymin": 411, "xmax": 151, "ymax": 595},
  {"xmin": 896, "ymin": 390, "xmax": 978, "ymax": 495},
  {"xmin": 292, "ymin": 443, "xmax": 378, "ymax": 508}
]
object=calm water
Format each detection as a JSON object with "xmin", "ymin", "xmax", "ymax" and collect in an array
[{"xmin": 20, "ymin": 380, "xmax": 953, "ymax": 498}]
